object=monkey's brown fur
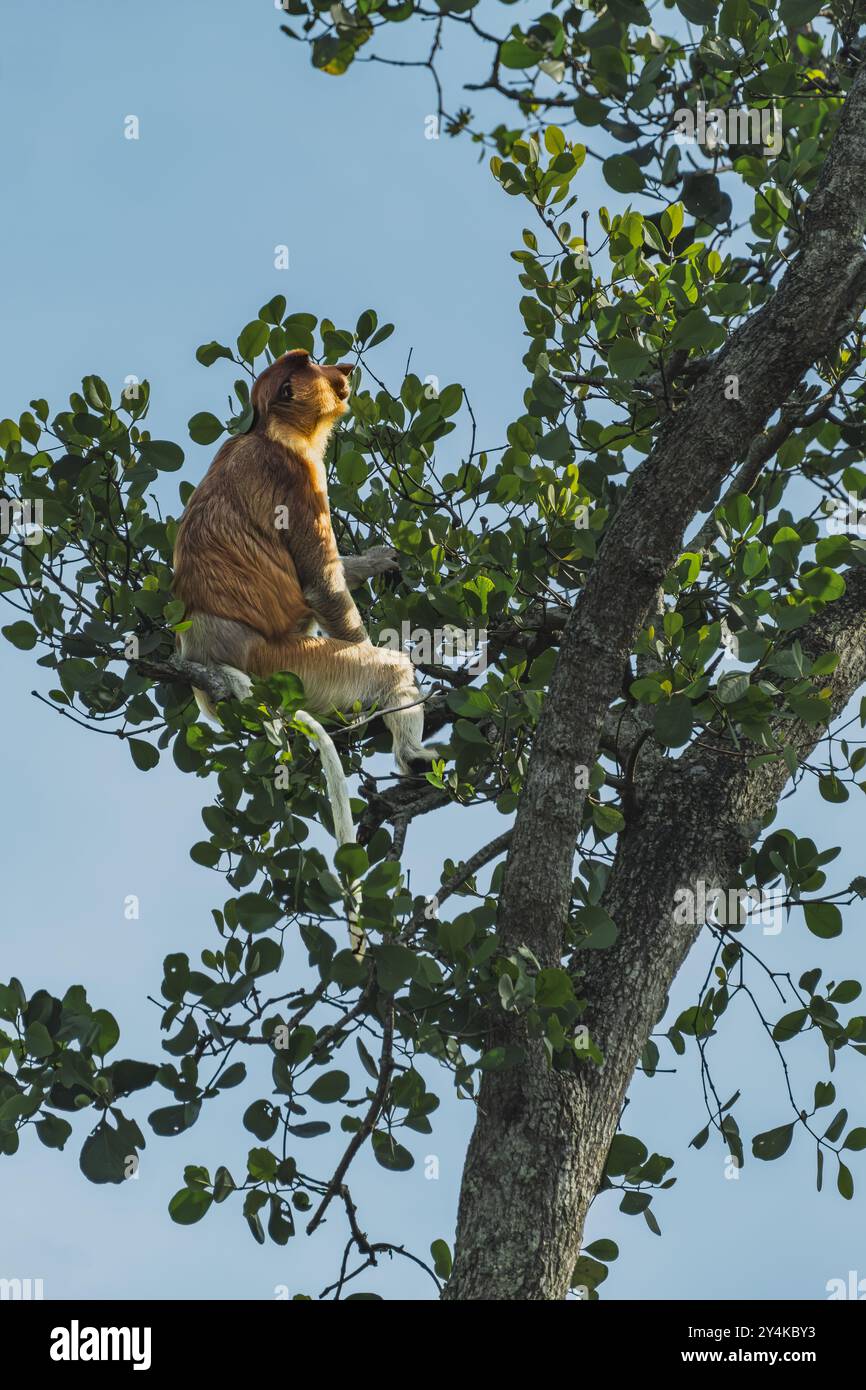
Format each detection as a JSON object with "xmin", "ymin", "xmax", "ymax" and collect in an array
[{"xmin": 173, "ymin": 350, "xmax": 431, "ymax": 774}]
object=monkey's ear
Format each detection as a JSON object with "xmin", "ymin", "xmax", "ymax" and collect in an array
[
  {"xmin": 251, "ymin": 363, "xmax": 277, "ymax": 420},
  {"xmin": 252, "ymin": 352, "xmax": 311, "ymax": 415}
]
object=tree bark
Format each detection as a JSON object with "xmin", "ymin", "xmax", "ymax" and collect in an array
[
  {"xmin": 444, "ymin": 60, "xmax": 866, "ymax": 1300},
  {"xmin": 444, "ymin": 568, "xmax": 866, "ymax": 1299}
]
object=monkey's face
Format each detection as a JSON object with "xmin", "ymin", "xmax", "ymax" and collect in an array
[{"xmin": 254, "ymin": 351, "xmax": 354, "ymax": 436}]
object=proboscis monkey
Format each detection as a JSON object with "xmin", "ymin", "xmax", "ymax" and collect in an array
[{"xmin": 173, "ymin": 350, "xmax": 434, "ymax": 950}]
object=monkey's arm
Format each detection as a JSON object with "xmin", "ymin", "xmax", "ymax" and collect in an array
[
  {"xmin": 340, "ymin": 546, "xmax": 400, "ymax": 589},
  {"xmin": 288, "ymin": 513, "xmax": 369, "ymax": 644},
  {"xmin": 300, "ymin": 560, "xmax": 368, "ymax": 643},
  {"xmin": 306, "ymin": 542, "xmax": 400, "ymax": 635}
]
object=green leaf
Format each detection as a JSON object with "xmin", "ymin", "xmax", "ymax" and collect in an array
[
  {"xmin": 838, "ymin": 1161, "xmax": 854, "ymax": 1200},
  {"xmin": 584, "ymin": 1238, "xmax": 619, "ymax": 1262},
  {"xmin": 676, "ymin": 0, "xmax": 718, "ymax": 19},
  {"xmin": 216, "ymin": 1062, "xmax": 246, "ymax": 1088},
  {"xmin": 374, "ymin": 942, "xmax": 416, "ymax": 993},
  {"xmin": 307, "ymin": 1070, "xmax": 350, "ymax": 1103},
  {"xmin": 247, "ymin": 1146, "xmax": 278, "ymax": 1181},
  {"xmin": 169, "ymin": 1187, "xmax": 213, "ymax": 1225},
  {"xmin": 671, "ymin": 308, "xmax": 724, "ymax": 353},
  {"xmin": 287, "ymin": 1120, "xmax": 330, "ymax": 1139},
  {"xmin": 752, "ymin": 1123, "xmax": 794, "ymax": 1161},
  {"xmin": 478, "ymin": 1045, "xmax": 525, "ymax": 1071},
  {"xmin": 772, "ymin": 1009, "xmax": 808, "ymax": 1042},
  {"xmin": 592, "ymin": 803, "xmax": 625, "ymax": 837},
  {"xmin": 620, "ymin": 1191, "xmax": 651, "ymax": 1215},
  {"xmin": 535, "ymin": 968, "xmax": 575, "ymax": 1008},
  {"xmin": 260, "ymin": 295, "xmax": 287, "ymax": 325},
  {"xmin": 606, "ymin": 1133, "xmax": 647, "ymax": 1177},
  {"xmin": 2, "ymin": 621, "xmax": 38, "ymax": 650},
  {"xmin": 372, "ymin": 1131, "xmax": 414, "ymax": 1171},
  {"xmin": 188, "ymin": 412, "xmax": 225, "ymax": 445},
  {"xmin": 643, "ymin": 1205, "xmax": 662, "ymax": 1237},
  {"xmin": 334, "ymin": 843, "xmax": 369, "ymax": 880},
  {"xmin": 660, "ymin": 203, "xmax": 684, "ymax": 242},
  {"xmin": 138, "ymin": 440, "xmax": 184, "ymax": 472},
  {"xmin": 779, "ymin": 0, "xmax": 823, "ymax": 25},
  {"xmin": 654, "ymin": 694, "xmax": 693, "ymax": 747},
  {"xmin": 335, "ymin": 450, "xmax": 367, "ymax": 487},
  {"xmin": 819, "ymin": 773, "xmax": 848, "ymax": 804},
  {"xmin": 829, "ymin": 981, "xmax": 861, "ymax": 1004},
  {"xmin": 367, "ymin": 323, "xmax": 394, "ymax": 349},
  {"xmin": 235, "ymin": 892, "xmax": 282, "ymax": 934},
  {"xmin": 36, "ymin": 1114, "xmax": 72, "ymax": 1150},
  {"xmin": 196, "ymin": 341, "xmax": 234, "ymax": 367},
  {"xmin": 237, "ymin": 320, "xmax": 270, "ymax": 362},
  {"xmin": 109, "ymin": 1059, "xmax": 158, "ymax": 1096},
  {"xmin": 356, "ymin": 1037, "xmax": 379, "ymax": 1080},
  {"xmin": 800, "ymin": 567, "xmax": 845, "ymax": 601},
  {"xmin": 438, "ymin": 384, "xmax": 464, "ymax": 417},
  {"xmin": 430, "ymin": 1239, "xmax": 453, "ymax": 1279},
  {"xmin": 804, "ymin": 902, "xmax": 843, "ymax": 939},
  {"xmin": 576, "ymin": 905, "xmax": 618, "ymax": 951},
  {"xmin": 281, "ymin": 1025, "xmax": 317, "ymax": 1066},
  {"xmin": 682, "ymin": 170, "xmax": 730, "ymax": 225},
  {"xmin": 602, "ymin": 155, "xmax": 645, "ymax": 194},
  {"xmin": 79, "ymin": 1121, "xmax": 137, "ymax": 1184},
  {"xmin": 244, "ymin": 1100, "xmax": 279, "ymax": 1140},
  {"xmin": 544, "ymin": 127, "xmax": 566, "ymax": 156},
  {"xmin": 816, "ymin": 1144, "xmax": 824, "ymax": 1192},
  {"xmin": 500, "ymin": 38, "xmax": 540, "ymax": 70},
  {"xmin": 92, "ymin": 1009, "xmax": 119, "ymax": 1055},
  {"xmin": 128, "ymin": 738, "xmax": 160, "ymax": 772},
  {"xmin": 717, "ymin": 671, "xmax": 750, "ymax": 704},
  {"xmin": 571, "ymin": 1255, "xmax": 608, "ymax": 1291},
  {"xmin": 24, "ymin": 1021, "xmax": 54, "ymax": 1058},
  {"xmin": 607, "ymin": 339, "xmax": 654, "ymax": 380},
  {"xmin": 214, "ymin": 1166, "xmax": 236, "ymax": 1202},
  {"xmin": 148, "ymin": 1101, "xmax": 201, "ymax": 1137},
  {"xmin": 267, "ymin": 1195, "xmax": 295, "ymax": 1246},
  {"xmin": 82, "ymin": 374, "xmax": 111, "ymax": 411},
  {"xmin": 814, "ymin": 1081, "xmax": 835, "ymax": 1110}
]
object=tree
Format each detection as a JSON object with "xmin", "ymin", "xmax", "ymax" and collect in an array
[{"xmin": 3, "ymin": 0, "xmax": 866, "ymax": 1301}]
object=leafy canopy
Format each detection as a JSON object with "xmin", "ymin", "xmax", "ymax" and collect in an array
[{"xmin": 3, "ymin": 0, "xmax": 866, "ymax": 1296}]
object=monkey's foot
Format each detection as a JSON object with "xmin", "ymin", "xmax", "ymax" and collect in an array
[
  {"xmin": 397, "ymin": 744, "xmax": 447, "ymax": 777},
  {"xmin": 362, "ymin": 545, "xmax": 401, "ymax": 576}
]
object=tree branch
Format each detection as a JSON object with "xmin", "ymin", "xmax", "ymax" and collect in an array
[
  {"xmin": 444, "ymin": 61, "xmax": 866, "ymax": 1300},
  {"xmin": 496, "ymin": 60, "xmax": 866, "ymax": 969}
]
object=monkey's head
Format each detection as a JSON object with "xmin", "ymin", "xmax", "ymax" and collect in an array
[{"xmin": 253, "ymin": 351, "xmax": 354, "ymax": 441}]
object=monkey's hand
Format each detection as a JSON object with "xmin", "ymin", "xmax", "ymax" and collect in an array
[{"xmin": 341, "ymin": 546, "xmax": 401, "ymax": 588}]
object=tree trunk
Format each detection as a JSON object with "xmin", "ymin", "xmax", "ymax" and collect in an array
[{"xmin": 442, "ymin": 376, "xmax": 866, "ymax": 1300}]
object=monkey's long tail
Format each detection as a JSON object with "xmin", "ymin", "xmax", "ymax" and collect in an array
[{"xmin": 295, "ymin": 710, "xmax": 365, "ymax": 959}]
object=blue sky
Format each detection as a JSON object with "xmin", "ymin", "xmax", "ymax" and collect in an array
[{"xmin": 2, "ymin": 0, "xmax": 865, "ymax": 1301}]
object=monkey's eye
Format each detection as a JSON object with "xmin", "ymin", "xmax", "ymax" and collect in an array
[{"xmin": 279, "ymin": 382, "xmax": 293, "ymax": 399}]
